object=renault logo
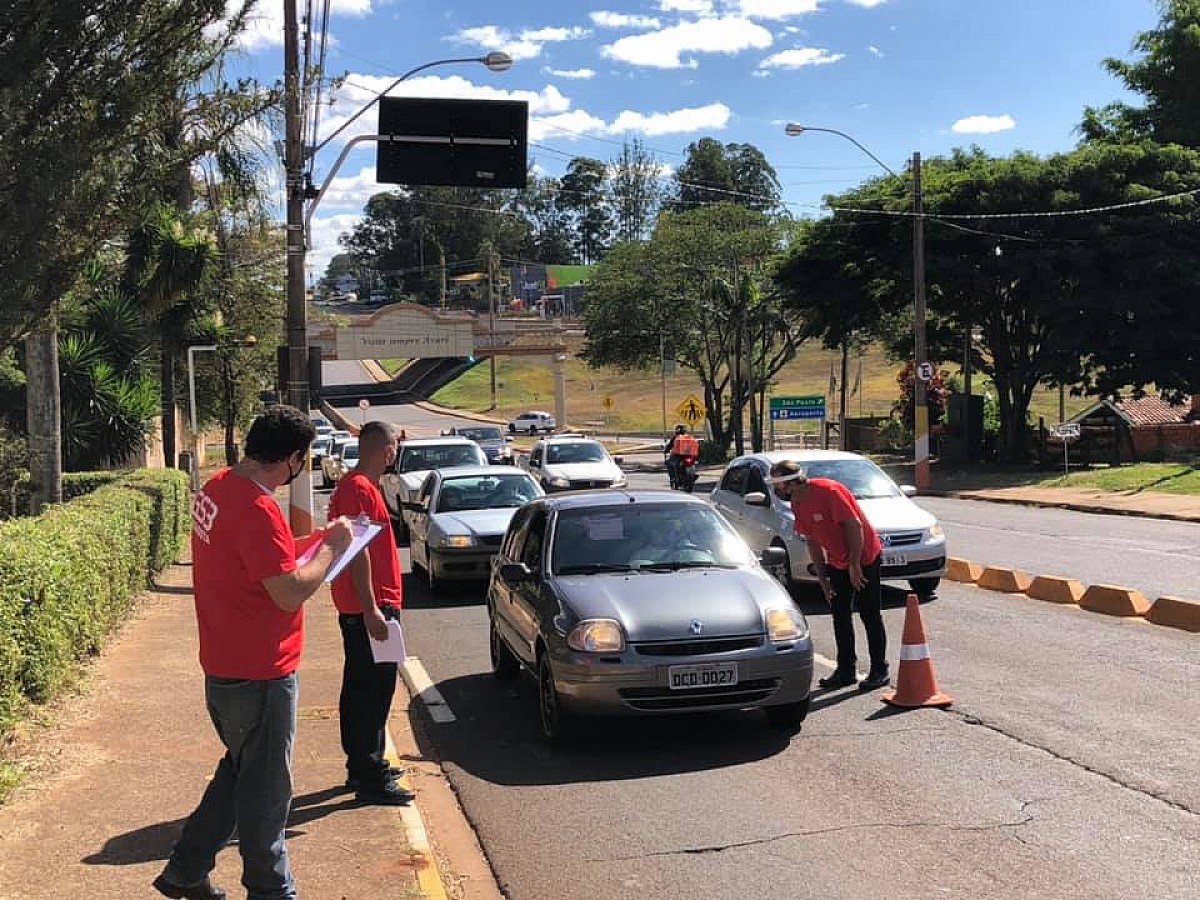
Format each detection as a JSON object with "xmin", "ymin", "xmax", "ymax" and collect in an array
[{"xmin": 689, "ymin": 619, "xmax": 703, "ymax": 636}]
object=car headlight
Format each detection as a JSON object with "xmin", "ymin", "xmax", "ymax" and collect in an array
[
  {"xmin": 547, "ymin": 475, "xmax": 571, "ymax": 488},
  {"xmin": 611, "ymin": 473, "xmax": 627, "ymax": 488},
  {"xmin": 567, "ymin": 619, "xmax": 626, "ymax": 653},
  {"xmin": 927, "ymin": 524, "xmax": 944, "ymax": 539},
  {"xmin": 766, "ymin": 607, "xmax": 808, "ymax": 643},
  {"xmin": 433, "ymin": 534, "xmax": 476, "ymax": 550}
]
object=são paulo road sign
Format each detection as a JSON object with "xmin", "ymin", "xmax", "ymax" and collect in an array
[{"xmin": 769, "ymin": 395, "xmax": 825, "ymax": 421}]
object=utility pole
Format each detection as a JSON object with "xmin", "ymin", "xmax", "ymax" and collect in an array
[
  {"xmin": 963, "ymin": 320, "xmax": 973, "ymax": 464},
  {"xmin": 487, "ymin": 250, "xmax": 498, "ymax": 409},
  {"xmin": 839, "ymin": 339, "xmax": 849, "ymax": 451},
  {"xmin": 912, "ymin": 151, "xmax": 930, "ymax": 491},
  {"xmin": 283, "ymin": 0, "xmax": 314, "ymax": 535}
]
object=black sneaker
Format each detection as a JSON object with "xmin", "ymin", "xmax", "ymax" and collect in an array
[
  {"xmin": 346, "ymin": 765, "xmax": 404, "ymax": 790},
  {"xmin": 818, "ymin": 671, "xmax": 858, "ymax": 690},
  {"xmin": 355, "ymin": 780, "xmax": 415, "ymax": 806},
  {"xmin": 152, "ymin": 873, "xmax": 227, "ymax": 900},
  {"xmin": 858, "ymin": 668, "xmax": 891, "ymax": 691}
]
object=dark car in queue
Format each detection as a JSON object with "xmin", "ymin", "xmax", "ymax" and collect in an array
[{"xmin": 487, "ymin": 490, "xmax": 814, "ymax": 742}]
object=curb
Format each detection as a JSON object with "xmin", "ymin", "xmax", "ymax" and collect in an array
[
  {"xmin": 926, "ymin": 489, "xmax": 1200, "ymax": 525},
  {"xmin": 950, "ymin": 557, "xmax": 1197, "ymax": 634},
  {"xmin": 383, "ymin": 727, "xmax": 449, "ymax": 900}
]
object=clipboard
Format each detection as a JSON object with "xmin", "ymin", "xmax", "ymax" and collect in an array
[{"xmin": 294, "ymin": 519, "xmax": 384, "ymax": 583}]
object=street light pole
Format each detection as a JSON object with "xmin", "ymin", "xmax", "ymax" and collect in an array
[
  {"xmin": 784, "ymin": 124, "xmax": 930, "ymax": 489},
  {"xmin": 281, "ymin": 16, "xmax": 513, "ymax": 533}
]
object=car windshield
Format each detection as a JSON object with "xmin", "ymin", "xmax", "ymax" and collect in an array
[
  {"xmin": 342, "ymin": 444, "xmax": 359, "ymax": 461},
  {"xmin": 551, "ymin": 503, "xmax": 755, "ymax": 575},
  {"xmin": 312, "ymin": 438, "xmax": 331, "ymax": 453},
  {"xmin": 436, "ymin": 473, "xmax": 539, "ymax": 512},
  {"xmin": 399, "ymin": 444, "xmax": 485, "ymax": 473},
  {"xmin": 799, "ymin": 459, "xmax": 901, "ymax": 499},
  {"xmin": 546, "ymin": 442, "xmax": 606, "ymax": 464},
  {"xmin": 461, "ymin": 427, "xmax": 502, "ymax": 441}
]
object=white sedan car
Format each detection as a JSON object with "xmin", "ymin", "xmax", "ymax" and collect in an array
[
  {"xmin": 709, "ymin": 450, "xmax": 947, "ymax": 598},
  {"xmin": 381, "ymin": 437, "xmax": 488, "ymax": 538},
  {"xmin": 521, "ymin": 436, "xmax": 626, "ymax": 493},
  {"xmin": 406, "ymin": 467, "xmax": 543, "ymax": 592}
]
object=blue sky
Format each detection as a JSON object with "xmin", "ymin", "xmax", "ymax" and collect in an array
[{"xmin": 229, "ymin": 0, "xmax": 1161, "ymax": 276}]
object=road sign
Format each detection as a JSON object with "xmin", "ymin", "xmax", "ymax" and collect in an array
[
  {"xmin": 769, "ymin": 395, "xmax": 825, "ymax": 421},
  {"xmin": 602, "ymin": 395, "xmax": 613, "ymax": 410},
  {"xmin": 675, "ymin": 394, "xmax": 706, "ymax": 425},
  {"xmin": 358, "ymin": 398, "xmax": 371, "ymax": 411},
  {"xmin": 916, "ymin": 362, "xmax": 935, "ymax": 382},
  {"xmin": 1050, "ymin": 422, "xmax": 1081, "ymax": 440}
]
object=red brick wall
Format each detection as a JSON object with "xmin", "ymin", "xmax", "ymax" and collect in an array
[{"xmin": 1131, "ymin": 424, "xmax": 1200, "ymax": 460}]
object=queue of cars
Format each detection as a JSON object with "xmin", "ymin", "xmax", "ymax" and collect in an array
[{"xmin": 312, "ymin": 410, "xmax": 946, "ymax": 743}]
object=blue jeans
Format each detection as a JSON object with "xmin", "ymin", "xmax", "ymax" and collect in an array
[{"xmin": 162, "ymin": 673, "xmax": 298, "ymax": 900}]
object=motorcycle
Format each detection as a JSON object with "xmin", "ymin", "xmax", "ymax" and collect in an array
[{"xmin": 667, "ymin": 454, "xmax": 698, "ymax": 493}]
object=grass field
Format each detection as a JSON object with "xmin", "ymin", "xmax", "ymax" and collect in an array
[{"xmin": 428, "ymin": 337, "xmax": 1094, "ymax": 437}]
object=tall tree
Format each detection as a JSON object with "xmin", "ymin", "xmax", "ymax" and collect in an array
[
  {"xmin": 0, "ymin": 0, "xmax": 240, "ymax": 510},
  {"xmin": 609, "ymin": 138, "xmax": 662, "ymax": 242},
  {"xmin": 1080, "ymin": 0, "xmax": 1200, "ymax": 147},
  {"xmin": 672, "ymin": 138, "xmax": 781, "ymax": 213},
  {"xmin": 559, "ymin": 157, "xmax": 613, "ymax": 263},
  {"xmin": 516, "ymin": 174, "xmax": 576, "ymax": 263}
]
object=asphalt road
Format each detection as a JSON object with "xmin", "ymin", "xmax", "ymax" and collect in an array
[{"xmin": 313, "ymin": 364, "xmax": 1199, "ymax": 899}]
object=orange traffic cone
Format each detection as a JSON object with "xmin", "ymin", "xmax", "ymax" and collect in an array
[{"xmin": 881, "ymin": 593, "xmax": 953, "ymax": 709}]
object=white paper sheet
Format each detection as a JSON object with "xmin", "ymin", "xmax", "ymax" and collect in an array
[
  {"xmin": 324, "ymin": 520, "xmax": 383, "ymax": 583},
  {"xmin": 370, "ymin": 618, "xmax": 407, "ymax": 664}
]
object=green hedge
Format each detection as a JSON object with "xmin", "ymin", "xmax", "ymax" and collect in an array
[
  {"xmin": 2, "ymin": 470, "xmax": 126, "ymax": 520},
  {"xmin": 0, "ymin": 468, "xmax": 190, "ymax": 737}
]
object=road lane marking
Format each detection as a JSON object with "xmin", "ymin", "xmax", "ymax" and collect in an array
[
  {"xmin": 383, "ymin": 729, "xmax": 450, "ymax": 900},
  {"xmin": 400, "ymin": 656, "xmax": 458, "ymax": 724}
]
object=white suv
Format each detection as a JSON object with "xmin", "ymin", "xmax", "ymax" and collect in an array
[
  {"xmin": 507, "ymin": 410, "xmax": 556, "ymax": 434},
  {"xmin": 381, "ymin": 437, "xmax": 488, "ymax": 536},
  {"xmin": 521, "ymin": 436, "xmax": 626, "ymax": 493}
]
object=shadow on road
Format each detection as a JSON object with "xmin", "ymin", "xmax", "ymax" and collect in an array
[
  {"xmin": 400, "ymin": 573, "xmax": 488, "ymax": 609},
  {"xmin": 417, "ymin": 672, "xmax": 798, "ymax": 787}
]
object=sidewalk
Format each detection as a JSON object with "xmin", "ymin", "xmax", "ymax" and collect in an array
[{"xmin": 0, "ymin": 560, "xmax": 444, "ymax": 899}]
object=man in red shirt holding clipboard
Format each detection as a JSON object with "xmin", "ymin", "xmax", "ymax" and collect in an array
[
  {"xmin": 327, "ymin": 420, "xmax": 413, "ymax": 806},
  {"xmin": 769, "ymin": 459, "xmax": 890, "ymax": 692},
  {"xmin": 155, "ymin": 406, "xmax": 354, "ymax": 900}
]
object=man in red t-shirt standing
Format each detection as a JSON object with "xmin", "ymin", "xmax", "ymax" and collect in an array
[
  {"xmin": 155, "ymin": 405, "xmax": 353, "ymax": 900},
  {"xmin": 327, "ymin": 420, "xmax": 413, "ymax": 806},
  {"xmin": 769, "ymin": 459, "xmax": 890, "ymax": 692}
]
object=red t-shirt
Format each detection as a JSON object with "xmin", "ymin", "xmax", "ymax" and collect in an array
[
  {"xmin": 327, "ymin": 471, "xmax": 403, "ymax": 614},
  {"xmin": 191, "ymin": 468, "xmax": 302, "ymax": 679},
  {"xmin": 790, "ymin": 477, "xmax": 882, "ymax": 570}
]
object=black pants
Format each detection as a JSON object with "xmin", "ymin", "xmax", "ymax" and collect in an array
[
  {"xmin": 338, "ymin": 607, "xmax": 400, "ymax": 786},
  {"xmin": 827, "ymin": 557, "xmax": 887, "ymax": 675}
]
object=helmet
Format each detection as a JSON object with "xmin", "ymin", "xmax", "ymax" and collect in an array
[{"xmin": 674, "ymin": 424, "xmax": 688, "ymax": 435}]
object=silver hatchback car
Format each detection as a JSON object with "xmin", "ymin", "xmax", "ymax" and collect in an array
[
  {"xmin": 487, "ymin": 490, "xmax": 814, "ymax": 741},
  {"xmin": 710, "ymin": 451, "xmax": 947, "ymax": 598}
]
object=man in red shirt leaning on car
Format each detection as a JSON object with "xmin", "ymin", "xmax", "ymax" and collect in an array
[
  {"xmin": 768, "ymin": 459, "xmax": 890, "ymax": 693},
  {"xmin": 155, "ymin": 405, "xmax": 354, "ymax": 900},
  {"xmin": 327, "ymin": 420, "xmax": 413, "ymax": 806}
]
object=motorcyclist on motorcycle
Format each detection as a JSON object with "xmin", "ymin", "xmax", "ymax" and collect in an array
[{"xmin": 664, "ymin": 424, "xmax": 700, "ymax": 490}]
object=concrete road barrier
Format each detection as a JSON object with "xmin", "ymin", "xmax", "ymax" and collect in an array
[
  {"xmin": 1146, "ymin": 596, "xmax": 1200, "ymax": 633},
  {"xmin": 1079, "ymin": 584, "xmax": 1152, "ymax": 618},
  {"xmin": 1027, "ymin": 575, "xmax": 1086, "ymax": 605},
  {"xmin": 977, "ymin": 566, "xmax": 1033, "ymax": 594},
  {"xmin": 946, "ymin": 557, "xmax": 982, "ymax": 583}
]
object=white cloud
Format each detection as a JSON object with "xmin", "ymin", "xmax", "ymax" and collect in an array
[
  {"xmin": 450, "ymin": 23, "xmax": 590, "ymax": 61},
  {"xmin": 736, "ymin": 0, "xmax": 820, "ymax": 20},
  {"xmin": 759, "ymin": 47, "xmax": 844, "ymax": 68},
  {"xmin": 660, "ymin": 0, "xmax": 714, "ymax": 12},
  {"xmin": 544, "ymin": 67, "xmax": 597, "ymax": 79},
  {"xmin": 868, "ymin": 44, "xmax": 883, "ymax": 56},
  {"xmin": 530, "ymin": 110, "xmax": 611, "ymax": 142},
  {"xmin": 611, "ymin": 102, "xmax": 731, "ymax": 135},
  {"xmin": 590, "ymin": 11, "xmax": 661, "ymax": 29},
  {"xmin": 232, "ymin": 0, "xmax": 372, "ymax": 51},
  {"xmin": 951, "ymin": 113, "xmax": 1016, "ymax": 134},
  {"xmin": 309, "ymin": 209, "xmax": 367, "ymax": 276},
  {"xmin": 603, "ymin": 17, "xmax": 773, "ymax": 68},
  {"xmin": 845, "ymin": 0, "xmax": 888, "ymax": 6}
]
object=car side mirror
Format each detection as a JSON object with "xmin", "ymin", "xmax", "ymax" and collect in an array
[
  {"xmin": 899, "ymin": 485, "xmax": 918, "ymax": 497},
  {"xmin": 500, "ymin": 562, "xmax": 534, "ymax": 582},
  {"xmin": 743, "ymin": 491, "xmax": 771, "ymax": 508},
  {"xmin": 761, "ymin": 546, "xmax": 788, "ymax": 569}
]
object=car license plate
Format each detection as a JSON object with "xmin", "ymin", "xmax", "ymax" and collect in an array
[
  {"xmin": 668, "ymin": 662, "xmax": 738, "ymax": 690},
  {"xmin": 883, "ymin": 552, "xmax": 908, "ymax": 567}
]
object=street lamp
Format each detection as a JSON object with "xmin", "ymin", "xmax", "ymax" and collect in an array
[
  {"xmin": 281, "ymin": 10, "xmax": 514, "ymax": 533},
  {"xmin": 785, "ymin": 123, "xmax": 930, "ymax": 489}
]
